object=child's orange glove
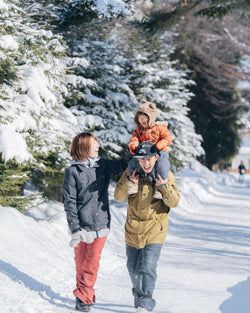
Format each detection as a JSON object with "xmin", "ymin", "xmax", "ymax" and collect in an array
[{"xmin": 129, "ymin": 144, "xmax": 138, "ymax": 155}]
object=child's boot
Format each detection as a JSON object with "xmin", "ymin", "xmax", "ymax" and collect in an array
[
  {"xmin": 127, "ymin": 181, "xmax": 139, "ymax": 195},
  {"xmin": 153, "ymin": 186, "xmax": 162, "ymax": 199}
]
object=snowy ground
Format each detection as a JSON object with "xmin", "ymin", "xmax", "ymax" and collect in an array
[{"xmin": 0, "ymin": 161, "xmax": 250, "ymax": 313}]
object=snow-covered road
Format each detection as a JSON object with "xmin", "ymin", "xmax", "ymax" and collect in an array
[{"xmin": 0, "ymin": 162, "xmax": 249, "ymax": 313}]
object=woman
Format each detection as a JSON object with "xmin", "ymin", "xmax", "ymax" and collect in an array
[{"xmin": 63, "ymin": 132, "xmax": 126, "ymax": 312}]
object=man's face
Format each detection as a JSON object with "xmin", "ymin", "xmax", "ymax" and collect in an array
[{"xmin": 138, "ymin": 155, "xmax": 158, "ymax": 174}]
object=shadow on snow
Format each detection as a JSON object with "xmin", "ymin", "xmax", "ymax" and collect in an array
[
  {"xmin": 94, "ymin": 303, "xmax": 133, "ymax": 313},
  {"xmin": 0, "ymin": 259, "xmax": 73, "ymax": 310},
  {"xmin": 220, "ymin": 276, "xmax": 250, "ymax": 313}
]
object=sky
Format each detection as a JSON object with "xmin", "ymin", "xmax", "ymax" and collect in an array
[{"xmin": 0, "ymin": 160, "xmax": 249, "ymax": 313}]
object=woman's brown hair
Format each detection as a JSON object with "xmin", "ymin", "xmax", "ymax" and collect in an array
[{"xmin": 71, "ymin": 132, "xmax": 97, "ymax": 161}]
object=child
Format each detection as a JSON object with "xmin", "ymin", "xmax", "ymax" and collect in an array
[{"xmin": 128, "ymin": 99, "xmax": 172, "ymax": 198}]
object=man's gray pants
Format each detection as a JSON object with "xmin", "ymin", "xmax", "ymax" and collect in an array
[{"xmin": 126, "ymin": 243, "xmax": 162, "ymax": 311}]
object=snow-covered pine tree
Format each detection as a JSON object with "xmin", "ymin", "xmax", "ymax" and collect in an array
[
  {"xmin": 0, "ymin": 0, "xmax": 80, "ymax": 209},
  {"xmin": 124, "ymin": 32, "xmax": 204, "ymax": 170},
  {"xmin": 61, "ymin": 18, "xmax": 204, "ymax": 170},
  {"xmin": 19, "ymin": 0, "xmax": 134, "ymax": 28},
  {"xmin": 194, "ymin": 0, "xmax": 250, "ymax": 19},
  {"xmin": 23, "ymin": 1, "xmax": 137, "ymax": 159},
  {"xmin": 21, "ymin": 0, "xmax": 203, "ymax": 169},
  {"xmin": 56, "ymin": 0, "xmax": 134, "ymax": 24},
  {"xmin": 0, "ymin": 0, "xmax": 205, "ymax": 210},
  {"xmin": 64, "ymin": 31, "xmax": 138, "ymax": 158}
]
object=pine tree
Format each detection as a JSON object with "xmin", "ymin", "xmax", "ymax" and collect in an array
[
  {"xmin": 0, "ymin": 155, "xmax": 31, "ymax": 212},
  {"xmin": 135, "ymin": 0, "xmax": 249, "ymax": 169},
  {"xmin": 0, "ymin": 0, "xmax": 78, "ymax": 208},
  {"xmin": 171, "ymin": 9, "xmax": 248, "ymax": 169},
  {"xmin": 1, "ymin": 0, "xmax": 218, "ymax": 210},
  {"xmin": 123, "ymin": 31, "xmax": 204, "ymax": 170},
  {"xmin": 63, "ymin": 24, "xmax": 138, "ymax": 158},
  {"xmin": 61, "ymin": 18, "xmax": 203, "ymax": 170},
  {"xmin": 194, "ymin": 0, "xmax": 250, "ymax": 19},
  {"xmin": 19, "ymin": 0, "xmax": 134, "ymax": 28}
]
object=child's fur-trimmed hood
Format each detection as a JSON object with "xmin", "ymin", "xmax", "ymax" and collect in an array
[{"xmin": 134, "ymin": 99, "xmax": 157, "ymax": 127}]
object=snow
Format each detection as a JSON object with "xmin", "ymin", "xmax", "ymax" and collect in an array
[
  {"xmin": 0, "ymin": 125, "xmax": 33, "ymax": 163},
  {"xmin": 0, "ymin": 34, "xmax": 18, "ymax": 50},
  {"xmin": 239, "ymin": 138, "xmax": 250, "ymax": 154},
  {"xmin": 95, "ymin": 0, "xmax": 133, "ymax": 18},
  {"xmin": 1, "ymin": 162, "xmax": 250, "ymax": 313},
  {"xmin": 0, "ymin": 0, "xmax": 8, "ymax": 10}
]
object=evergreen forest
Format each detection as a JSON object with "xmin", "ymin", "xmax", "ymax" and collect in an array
[{"xmin": 0, "ymin": 0, "xmax": 249, "ymax": 211}]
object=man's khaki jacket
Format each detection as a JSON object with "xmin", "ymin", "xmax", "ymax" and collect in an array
[{"xmin": 114, "ymin": 168, "xmax": 180, "ymax": 249}]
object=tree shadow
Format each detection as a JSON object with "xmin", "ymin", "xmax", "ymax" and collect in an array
[
  {"xmin": 0, "ymin": 259, "xmax": 73, "ymax": 310},
  {"xmin": 169, "ymin": 213, "xmax": 250, "ymax": 250},
  {"xmin": 219, "ymin": 276, "xmax": 250, "ymax": 313}
]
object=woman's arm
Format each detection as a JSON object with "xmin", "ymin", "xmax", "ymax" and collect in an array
[
  {"xmin": 63, "ymin": 168, "xmax": 81, "ymax": 233},
  {"xmin": 105, "ymin": 157, "xmax": 127, "ymax": 180},
  {"xmin": 114, "ymin": 168, "xmax": 131, "ymax": 202}
]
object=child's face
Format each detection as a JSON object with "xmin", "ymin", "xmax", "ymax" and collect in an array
[{"xmin": 138, "ymin": 113, "xmax": 149, "ymax": 128}]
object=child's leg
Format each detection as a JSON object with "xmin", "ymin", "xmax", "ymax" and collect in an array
[{"xmin": 155, "ymin": 151, "xmax": 170, "ymax": 180}]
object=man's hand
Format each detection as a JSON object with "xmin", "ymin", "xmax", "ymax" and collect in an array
[
  {"xmin": 155, "ymin": 173, "xmax": 168, "ymax": 187},
  {"xmin": 129, "ymin": 168, "xmax": 139, "ymax": 184}
]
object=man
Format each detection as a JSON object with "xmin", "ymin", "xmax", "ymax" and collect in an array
[
  {"xmin": 238, "ymin": 160, "xmax": 246, "ymax": 183},
  {"xmin": 114, "ymin": 142, "xmax": 180, "ymax": 313}
]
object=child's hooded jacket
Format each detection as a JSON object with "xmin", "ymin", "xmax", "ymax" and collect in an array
[{"xmin": 129, "ymin": 99, "xmax": 172, "ymax": 154}]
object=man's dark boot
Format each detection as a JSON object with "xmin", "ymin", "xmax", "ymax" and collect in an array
[{"xmin": 75, "ymin": 297, "xmax": 90, "ymax": 312}]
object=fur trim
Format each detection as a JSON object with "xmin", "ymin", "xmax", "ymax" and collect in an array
[{"xmin": 155, "ymin": 121, "xmax": 168, "ymax": 127}]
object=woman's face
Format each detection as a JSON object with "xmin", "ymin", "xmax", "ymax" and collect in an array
[{"xmin": 89, "ymin": 137, "xmax": 99, "ymax": 158}]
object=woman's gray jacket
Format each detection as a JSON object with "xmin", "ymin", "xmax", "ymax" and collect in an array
[{"xmin": 63, "ymin": 158, "xmax": 126, "ymax": 238}]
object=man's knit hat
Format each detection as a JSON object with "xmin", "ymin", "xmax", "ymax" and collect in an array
[{"xmin": 134, "ymin": 99, "xmax": 157, "ymax": 127}]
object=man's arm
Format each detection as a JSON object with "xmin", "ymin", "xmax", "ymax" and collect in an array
[{"xmin": 63, "ymin": 168, "xmax": 81, "ymax": 233}]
